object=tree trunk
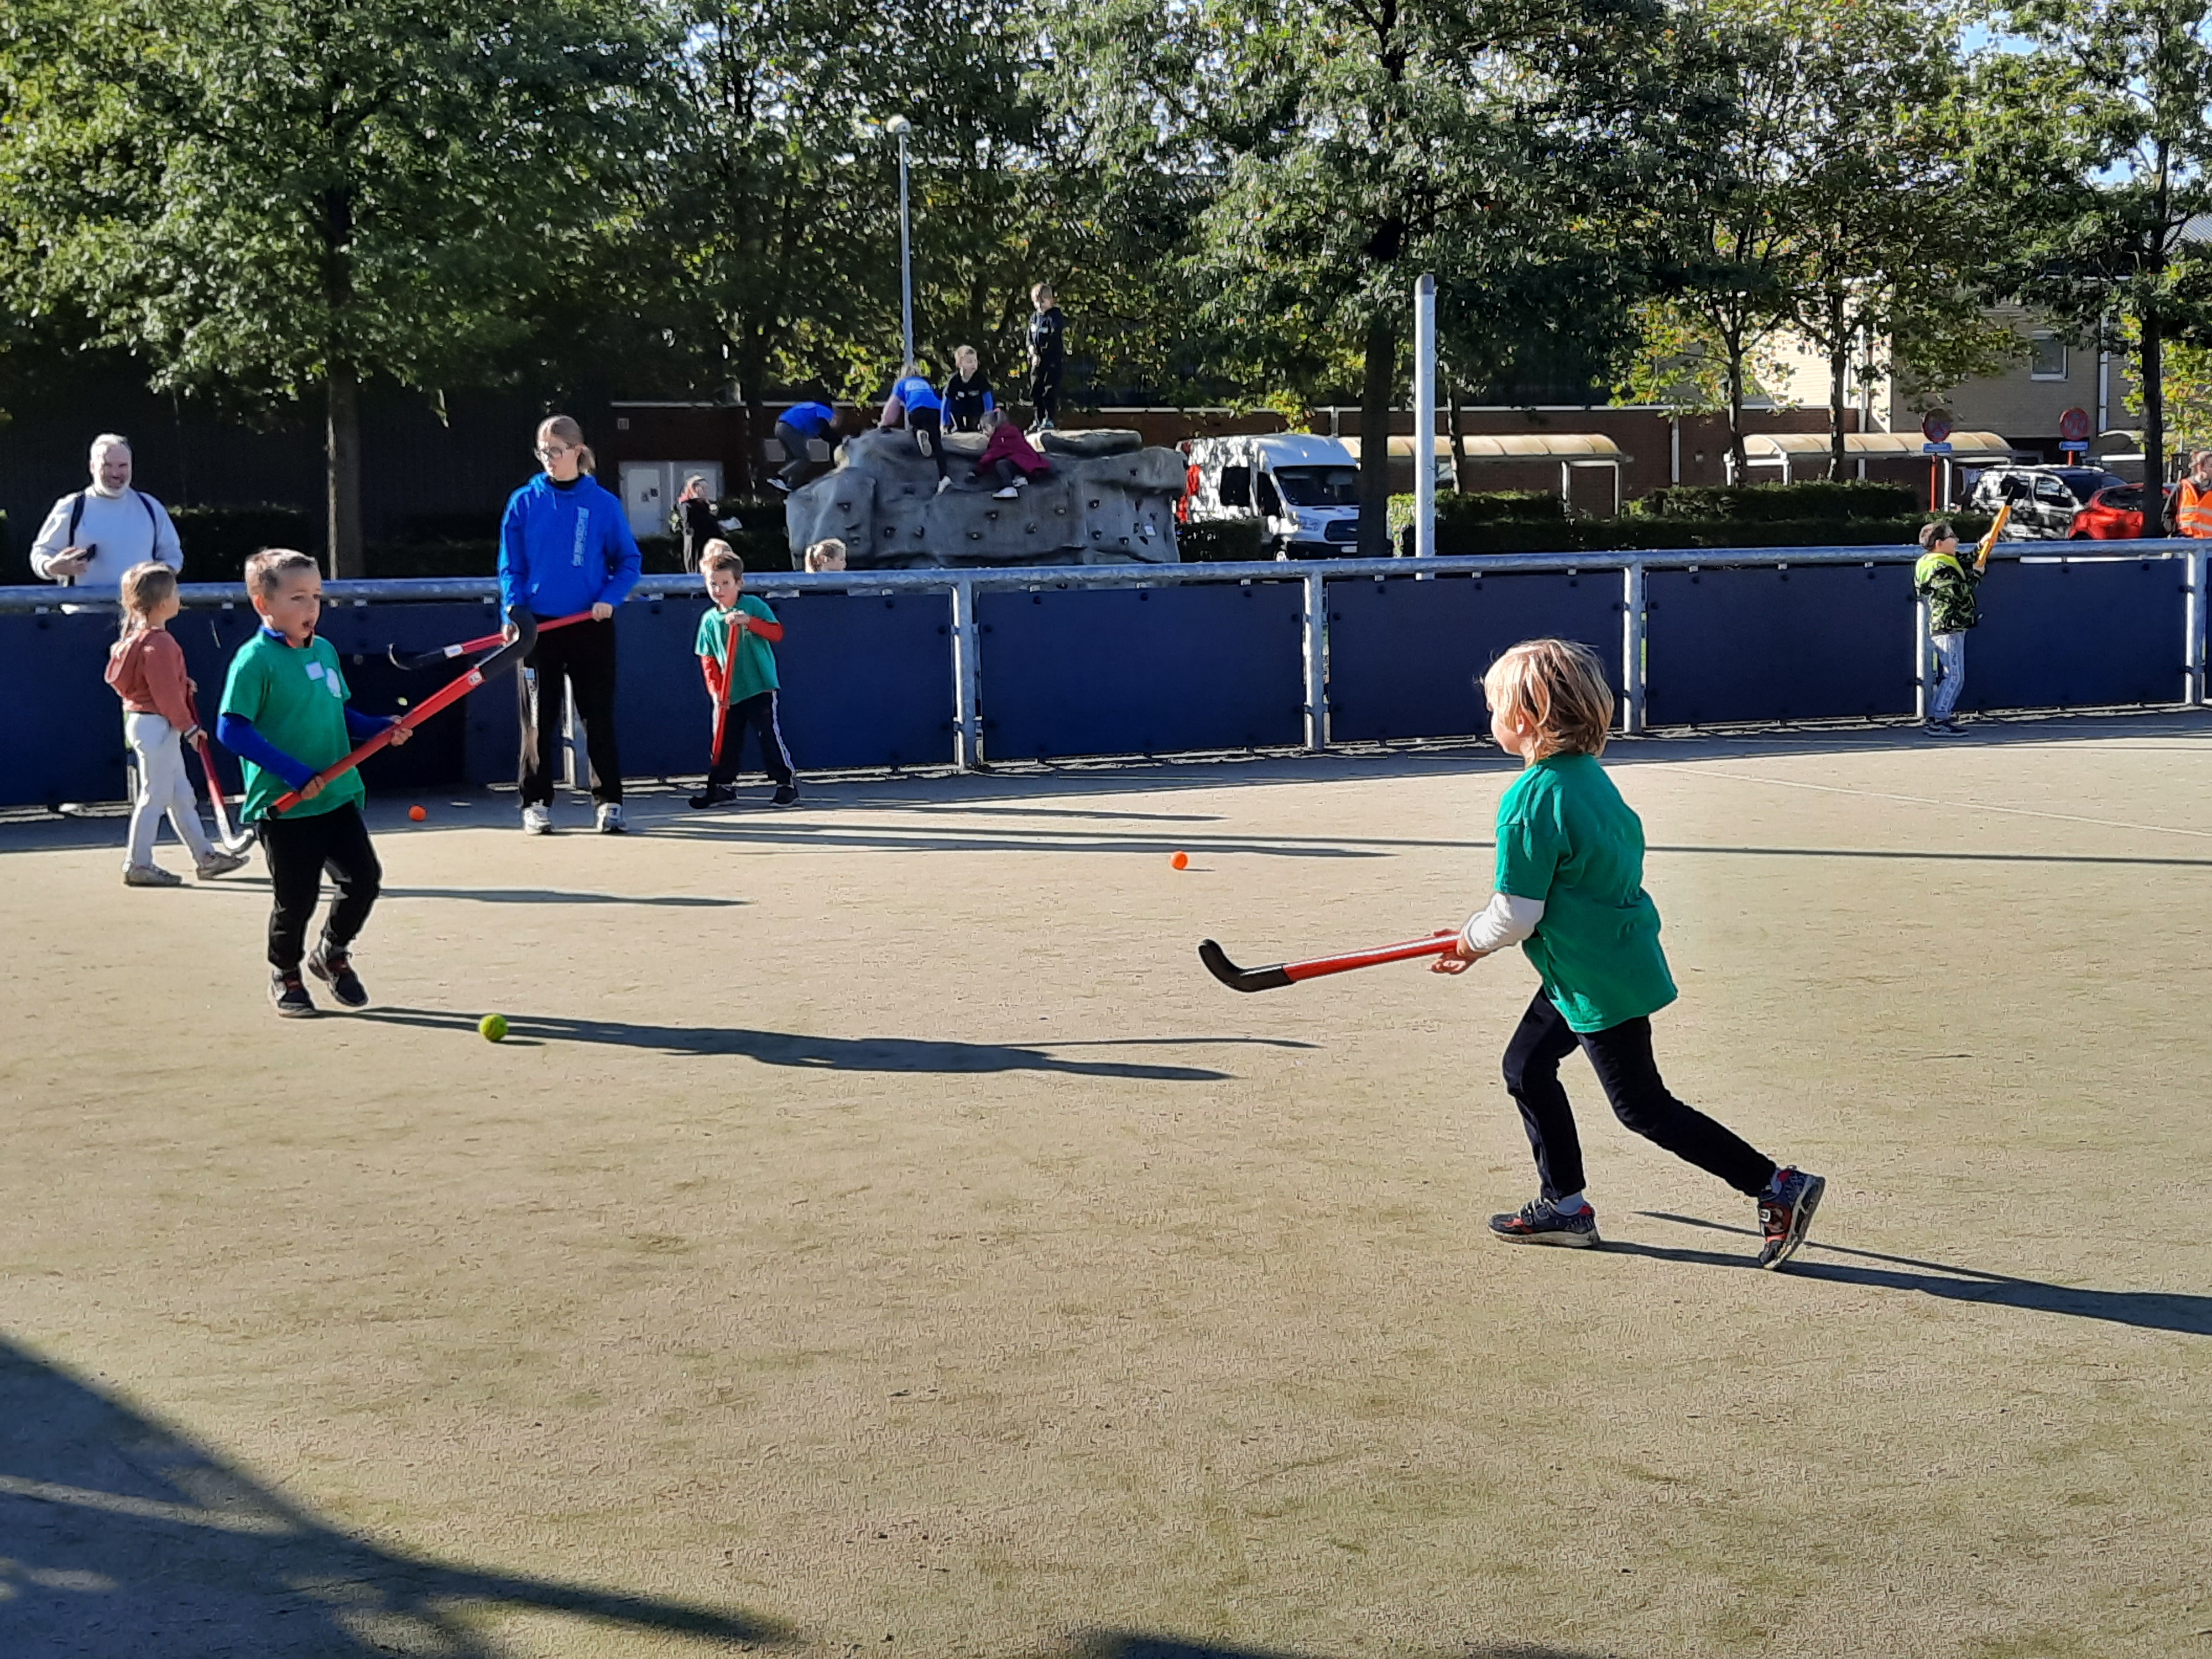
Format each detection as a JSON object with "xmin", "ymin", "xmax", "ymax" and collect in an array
[
  {"xmin": 1446, "ymin": 377, "xmax": 1467, "ymax": 493},
  {"xmin": 326, "ymin": 366, "xmax": 364, "ymax": 578},
  {"xmin": 1827, "ymin": 289, "xmax": 1850, "ymax": 482},
  {"xmin": 2141, "ymin": 300, "xmax": 2166, "ymax": 500},
  {"xmin": 1358, "ymin": 312, "xmax": 1397, "ymax": 557},
  {"xmin": 1724, "ymin": 342, "xmax": 1749, "ymax": 486}
]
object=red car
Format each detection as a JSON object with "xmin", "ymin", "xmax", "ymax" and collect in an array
[{"xmin": 2070, "ymin": 483, "xmax": 2175, "ymax": 539}]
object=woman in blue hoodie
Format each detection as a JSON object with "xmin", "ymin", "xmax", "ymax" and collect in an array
[{"xmin": 499, "ymin": 415, "xmax": 643, "ymax": 834}]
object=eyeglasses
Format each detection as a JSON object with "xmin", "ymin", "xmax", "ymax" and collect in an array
[{"xmin": 535, "ymin": 442, "xmax": 575, "ymax": 460}]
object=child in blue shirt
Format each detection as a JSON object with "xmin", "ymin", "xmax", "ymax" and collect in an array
[
  {"xmin": 880, "ymin": 360, "xmax": 951, "ymax": 492},
  {"xmin": 1434, "ymin": 638, "xmax": 1826, "ymax": 1269}
]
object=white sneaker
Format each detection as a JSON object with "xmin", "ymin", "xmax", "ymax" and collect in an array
[
  {"xmin": 597, "ymin": 802, "xmax": 627, "ymax": 834},
  {"xmin": 123, "ymin": 863, "xmax": 182, "ymax": 888},
  {"xmin": 935, "ymin": 477, "xmax": 952, "ymax": 494},
  {"xmin": 195, "ymin": 848, "xmax": 250, "ymax": 880},
  {"xmin": 993, "ymin": 485, "xmax": 1019, "ymax": 499},
  {"xmin": 522, "ymin": 805, "xmax": 553, "ymax": 834}
]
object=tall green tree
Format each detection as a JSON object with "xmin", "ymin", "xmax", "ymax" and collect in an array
[
  {"xmin": 1967, "ymin": 0, "xmax": 2212, "ymax": 491},
  {"xmin": 0, "ymin": 0, "xmax": 662, "ymax": 574}
]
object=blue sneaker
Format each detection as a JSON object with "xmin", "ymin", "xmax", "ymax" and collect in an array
[
  {"xmin": 1489, "ymin": 1198, "xmax": 1600, "ymax": 1248},
  {"xmin": 1756, "ymin": 1167, "xmax": 1826, "ymax": 1269}
]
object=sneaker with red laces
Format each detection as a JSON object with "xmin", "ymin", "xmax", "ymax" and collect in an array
[
  {"xmin": 1756, "ymin": 1167, "xmax": 1826, "ymax": 1269},
  {"xmin": 1488, "ymin": 1198, "xmax": 1600, "ymax": 1248}
]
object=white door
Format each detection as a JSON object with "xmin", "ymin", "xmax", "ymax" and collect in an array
[{"xmin": 619, "ymin": 462, "xmax": 670, "ymax": 538}]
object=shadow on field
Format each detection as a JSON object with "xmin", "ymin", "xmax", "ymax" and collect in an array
[
  {"xmin": 1628, "ymin": 1212, "xmax": 2212, "ymax": 1336},
  {"xmin": 357, "ymin": 1007, "xmax": 1301, "ymax": 1079},
  {"xmin": 1050, "ymin": 1637, "xmax": 1622, "ymax": 1659},
  {"xmin": 382, "ymin": 886, "xmax": 745, "ymax": 907},
  {"xmin": 0, "ymin": 1333, "xmax": 784, "ymax": 1657}
]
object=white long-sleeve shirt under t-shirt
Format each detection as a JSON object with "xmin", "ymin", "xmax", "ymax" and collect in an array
[
  {"xmin": 1462, "ymin": 891, "xmax": 1547, "ymax": 953},
  {"xmin": 29, "ymin": 488, "xmax": 184, "ymax": 593}
]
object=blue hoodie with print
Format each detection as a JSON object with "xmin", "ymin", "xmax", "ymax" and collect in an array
[{"xmin": 498, "ymin": 473, "xmax": 643, "ymax": 620}]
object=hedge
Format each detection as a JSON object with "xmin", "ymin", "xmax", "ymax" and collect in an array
[
  {"xmin": 1176, "ymin": 518, "xmax": 1269, "ymax": 562},
  {"xmin": 1631, "ymin": 481, "xmax": 1921, "ymax": 523},
  {"xmin": 170, "ymin": 504, "xmax": 319, "ymax": 582}
]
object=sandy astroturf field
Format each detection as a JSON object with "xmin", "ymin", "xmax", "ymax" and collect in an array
[{"xmin": 3, "ymin": 711, "xmax": 2210, "ymax": 1659}]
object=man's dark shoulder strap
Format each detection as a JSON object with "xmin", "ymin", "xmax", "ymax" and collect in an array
[{"xmin": 66, "ymin": 489, "xmax": 159, "ymax": 541}]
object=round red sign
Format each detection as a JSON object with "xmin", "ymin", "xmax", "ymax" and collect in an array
[
  {"xmin": 1921, "ymin": 410, "xmax": 1954, "ymax": 444},
  {"xmin": 2058, "ymin": 406, "xmax": 2091, "ymax": 442}
]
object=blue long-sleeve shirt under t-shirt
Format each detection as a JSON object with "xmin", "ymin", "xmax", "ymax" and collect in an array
[{"xmin": 498, "ymin": 473, "xmax": 643, "ymax": 620}]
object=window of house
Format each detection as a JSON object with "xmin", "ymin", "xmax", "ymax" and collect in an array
[{"xmin": 2029, "ymin": 333, "xmax": 2068, "ymax": 380}]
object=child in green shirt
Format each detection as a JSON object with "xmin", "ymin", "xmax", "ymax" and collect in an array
[
  {"xmin": 1433, "ymin": 638, "xmax": 1825, "ymax": 1269},
  {"xmin": 1913, "ymin": 518, "xmax": 1996, "ymax": 735},
  {"xmin": 215, "ymin": 549, "xmax": 410, "ymax": 1017},
  {"xmin": 687, "ymin": 542, "xmax": 799, "ymax": 810}
]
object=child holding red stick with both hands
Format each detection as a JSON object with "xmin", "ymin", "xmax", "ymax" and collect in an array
[
  {"xmin": 216, "ymin": 550, "xmax": 411, "ymax": 1018},
  {"xmin": 1433, "ymin": 638, "xmax": 1825, "ymax": 1269},
  {"xmin": 688, "ymin": 543, "xmax": 798, "ymax": 811}
]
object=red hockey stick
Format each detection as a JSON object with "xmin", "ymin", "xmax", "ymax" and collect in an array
[
  {"xmin": 1199, "ymin": 929, "xmax": 1461, "ymax": 993},
  {"xmin": 709, "ymin": 608, "xmax": 745, "ymax": 767},
  {"xmin": 388, "ymin": 608, "xmax": 588, "ymax": 670},
  {"xmin": 270, "ymin": 612, "xmax": 537, "ymax": 816},
  {"xmin": 192, "ymin": 729, "xmax": 255, "ymax": 855}
]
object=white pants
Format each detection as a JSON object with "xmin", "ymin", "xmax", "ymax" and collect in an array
[
  {"xmin": 125, "ymin": 712, "xmax": 212, "ymax": 868},
  {"xmin": 1928, "ymin": 632, "xmax": 1966, "ymax": 721}
]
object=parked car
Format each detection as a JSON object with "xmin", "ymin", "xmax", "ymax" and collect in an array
[
  {"xmin": 1964, "ymin": 465, "xmax": 2127, "ymax": 538},
  {"xmin": 2069, "ymin": 482, "xmax": 2177, "ymax": 539},
  {"xmin": 1183, "ymin": 434, "xmax": 1363, "ymax": 559}
]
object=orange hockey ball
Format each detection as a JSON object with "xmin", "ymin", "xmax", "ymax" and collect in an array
[
  {"xmin": 1170, "ymin": 851, "xmax": 1190, "ymax": 870},
  {"xmin": 409, "ymin": 805, "xmax": 428, "ymax": 822}
]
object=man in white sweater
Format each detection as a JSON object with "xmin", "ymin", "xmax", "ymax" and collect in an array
[{"xmin": 29, "ymin": 434, "xmax": 185, "ymax": 596}]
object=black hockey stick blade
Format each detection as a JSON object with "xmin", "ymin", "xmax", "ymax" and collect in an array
[
  {"xmin": 461, "ymin": 607, "xmax": 539, "ymax": 685},
  {"xmin": 389, "ymin": 638, "xmax": 469, "ymax": 671},
  {"xmin": 1198, "ymin": 939, "xmax": 1293, "ymax": 993}
]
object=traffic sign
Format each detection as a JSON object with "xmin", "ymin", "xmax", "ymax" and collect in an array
[
  {"xmin": 1923, "ymin": 442, "xmax": 1953, "ymax": 455},
  {"xmin": 2058, "ymin": 406, "xmax": 2091, "ymax": 442},
  {"xmin": 2059, "ymin": 440, "xmax": 2089, "ymax": 454},
  {"xmin": 1921, "ymin": 410, "xmax": 1954, "ymax": 444}
]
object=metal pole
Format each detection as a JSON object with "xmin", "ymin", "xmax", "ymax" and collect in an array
[
  {"xmin": 1914, "ymin": 597, "xmax": 1932, "ymax": 722},
  {"xmin": 2186, "ymin": 545, "xmax": 2209, "ymax": 705},
  {"xmin": 1413, "ymin": 274, "xmax": 1436, "ymax": 558},
  {"xmin": 1622, "ymin": 562, "xmax": 1647, "ymax": 734},
  {"xmin": 951, "ymin": 576, "xmax": 982, "ymax": 769},
  {"xmin": 897, "ymin": 130, "xmax": 915, "ymax": 368},
  {"xmin": 1302, "ymin": 569, "xmax": 1328, "ymax": 752}
]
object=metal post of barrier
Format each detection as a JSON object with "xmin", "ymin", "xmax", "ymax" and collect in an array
[
  {"xmin": 1621, "ymin": 562, "xmax": 1647, "ymax": 734},
  {"xmin": 1302, "ymin": 568, "xmax": 1328, "ymax": 752},
  {"xmin": 1913, "ymin": 598, "xmax": 1932, "ymax": 722},
  {"xmin": 2185, "ymin": 546, "xmax": 2210, "ymax": 706},
  {"xmin": 951, "ymin": 576, "xmax": 983, "ymax": 770}
]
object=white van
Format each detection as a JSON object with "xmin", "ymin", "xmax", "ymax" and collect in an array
[{"xmin": 1183, "ymin": 434, "xmax": 1361, "ymax": 559}]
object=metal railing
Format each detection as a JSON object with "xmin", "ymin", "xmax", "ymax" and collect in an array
[{"xmin": 4, "ymin": 539, "xmax": 2205, "ymax": 772}]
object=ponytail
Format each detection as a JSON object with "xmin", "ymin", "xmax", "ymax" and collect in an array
[{"xmin": 536, "ymin": 414, "xmax": 596, "ymax": 475}]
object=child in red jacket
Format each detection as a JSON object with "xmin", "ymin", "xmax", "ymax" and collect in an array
[{"xmin": 973, "ymin": 409, "xmax": 1056, "ymax": 498}]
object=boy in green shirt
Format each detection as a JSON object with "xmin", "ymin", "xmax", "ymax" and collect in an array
[
  {"xmin": 1433, "ymin": 639, "xmax": 1825, "ymax": 1269},
  {"xmin": 688, "ymin": 544, "xmax": 799, "ymax": 810},
  {"xmin": 215, "ymin": 549, "xmax": 410, "ymax": 1016},
  {"xmin": 1913, "ymin": 518, "xmax": 1997, "ymax": 736}
]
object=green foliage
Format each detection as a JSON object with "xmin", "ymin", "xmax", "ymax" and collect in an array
[
  {"xmin": 1631, "ymin": 481, "xmax": 1921, "ymax": 521},
  {"xmin": 168, "ymin": 504, "xmax": 319, "ymax": 582},
  {"xmin": 1175, "ymin": 519, "xmax": 1269, "ymax": 563}
]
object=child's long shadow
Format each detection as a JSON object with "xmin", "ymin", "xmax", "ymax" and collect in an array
[
  {"xmin": 1617, "ymin": 1212, "xmax": 2212, "ymax": 1337},
  {"xmin": 0, "ymin": 1332, "xmax": 784, "ymax": 1657},
  {"xmin": 358, "ymin": 1007, "xmax": 1310, "ymax": 1081}
]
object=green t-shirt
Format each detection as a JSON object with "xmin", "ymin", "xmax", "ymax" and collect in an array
[
  {"xmin": 1914, "ymin": 550, "xmax": 1984, "ymax": 634},
  {"xmin": 1494, "ymin": 752, "xmax": 1677, "ymax": 1034},
  {"xmin": 695, "ymin": 595, "xmax": 781, "ymax": 703},
  {"xmin": 219, "ymin": 629, "xmax": 364, "ymax": 822}
]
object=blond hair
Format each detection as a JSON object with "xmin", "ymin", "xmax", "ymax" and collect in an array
[
  {"xmin": 244, "ymin": 547, "xmax": 320, "ymax": 599},
  {"xmin": 536, "ymin": 414, "xmax": 596, "ymax": 474},
  {"xmin": 1482, "ymin": 638, "xmax": 1613, "ymax": 759},
  {"xmin": 804, "ymin": 538, "xmax": 847, "ymax": 572},
  {"xmin": 700, "ymin": 540, "xmax": 743, "ymax": 576},
  {"xmin": 118, "ymin": 561, "xmax": 177, "ymax": 635}
]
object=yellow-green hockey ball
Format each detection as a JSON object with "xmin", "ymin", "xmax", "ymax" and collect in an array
[{"xmin": 478, "ymin": 1014, "xmax": 509, "ymax": 1043}]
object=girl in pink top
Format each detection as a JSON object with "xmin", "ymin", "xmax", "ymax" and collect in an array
[{"xmin": 104, "ymin": 562, "xmax": 248, "ymax": 886}]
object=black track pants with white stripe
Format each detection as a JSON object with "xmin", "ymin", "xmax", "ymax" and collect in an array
[{"xmin": 707, "ymin": 690, "xmax": 795, "ymax": 788}]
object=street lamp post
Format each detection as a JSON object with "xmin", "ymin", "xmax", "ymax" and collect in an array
[{"xmin": 886, "ymin": 116, "xmax": 915, "ymax": 367}]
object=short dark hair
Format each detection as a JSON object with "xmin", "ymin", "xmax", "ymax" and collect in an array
[{"xmin": 1918, "ymin": 520, "xmax": 1956, "ymax": 550}]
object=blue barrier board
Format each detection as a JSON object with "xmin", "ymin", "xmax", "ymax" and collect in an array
[
  {"xmin": 1955, "ymin": 557, "xmax": 2185, "ymax": 712},
  {"xmin": 1324, "ymin": 572, "xmax": 1623, "ymax": 743},
  {"xmin": 977, "ymin": 582, "xmax": 1304, "ymax": 759},
  {"xmin": 0, "ymin": 611, "xmax": 129, "ymax": 808},
  {"xmin": 1646, "ymin": 563, "xmax": 1915, "ymax": 725}
]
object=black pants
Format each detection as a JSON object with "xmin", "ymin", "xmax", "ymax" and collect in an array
[
  {"xmin": 775, "ymin": 421, "xmax": 816, "ymax": 489},
  {"xmin": 708, "ymin": 691, "xmax": 795, "ymax": 788},
  {"xmin": 1029, "ymin": 364, "xmax": 1061, "ymax": 424},
  {"xmin": 260, "ymin": 802, "xmax": 380, "ymax": 973},
  {"xmin": 1501, "ymin": 988, "xmax": 1774, "ymax": 1200},
  {"xmin": 910, "ymin": 406, "xmax": 948, "ymax": 480},
  {"xmin": 519, "ymin": 615, "xmax": 622, "ymax": 807},
  {"xmin": 989, "ymin": 458, "xmax": 1023, "ymax": 489}
]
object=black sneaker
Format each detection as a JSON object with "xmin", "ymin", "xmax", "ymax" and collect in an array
[
  {"xmin": 307, "ymin": 947, "xmax": 368, "ymax": 1009},
  {"xmin": 1488, "ymin": 1198, "xmax": 1600, "ymax": 1248},
  {"xmin": 688, "ymin": 783, "xmax": 737, "ymax": 810},
  {"xmin": 270, "ymin": 971, "xmax": 317, "ymax": 1018},
  {"xmin": 771, "ymin": 784, "xmax": 800, "ymax": 807},
  {"xmin": 1756, "ymin": 1167, "xmax": 1827, "ymax": 1270}
]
